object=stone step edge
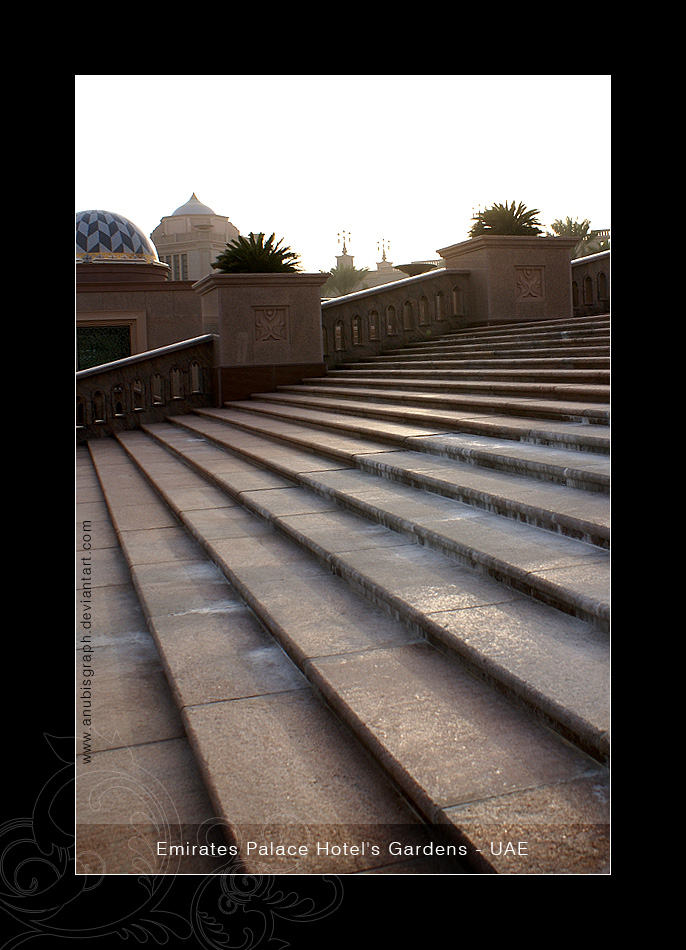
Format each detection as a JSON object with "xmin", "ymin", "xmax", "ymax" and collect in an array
[
  {"xmin": 378, "ymin": 342, "xmax": 610, "ymax": 358},
  {"xmin": 301, "ymin": 377, "xmax": 610, "ymax": 403},
  {"xmin": 210, "ymin": 403, "xmax": 610, "ymax": 494},
  {"xmin": 342, "ymin": 357, "xmax": 611, "ymax": 371},
  {"xmin": 276, "ymin": 385, "xmax": 610, "ymax": 426},
  {"xmin": 158, "ymin": 416, "xmax": 610, "ymax": 632},
  {"xmin": 105, "ymin": 436, "xmax": 609, "ymax": 869},
  {"xmin": 435, "ymin": 316, "xmax": 611, "ymax": 340},
  {"xmin": 195, "ymin": 407, "xmax": 610, "ymax": 544},
  {"xmin": 234, "ymin": 397, "xmax": 611, "ymax": 457},
  {"xmin": 252, "ymin": 391, "xmax": 611, "ymax": 442},
  {"xmin": 86, "ymin": 439, "xmax": 474, "ymax": 872},
  {"xmin": 120, "ymin": 427, "xmax": 610, "ymax": 766}
]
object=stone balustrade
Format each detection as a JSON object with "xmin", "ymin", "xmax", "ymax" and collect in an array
[
  {"xmin": 321, "ymin": 269, "xmax": 471, "ymax": 367},
  {"xmin": 75, "ymin": 335, "xmax": 214, "ymax": 444},
  {"xmin": 571, "ymin": 251, "xmax": 610, "ymax": 316}
]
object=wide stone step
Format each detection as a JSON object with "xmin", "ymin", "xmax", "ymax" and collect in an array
[
  {"xmin": 86, "ymin": 438, "xmax": 467, "ymax": 874},
  {"xmin": 213, "ymin": 400, "xmax": 610, "ymax": 492},
  {"xmin": 196, "ymin": 406, "xmax": 610, "ymax": 542},
  {"xmin": 302, "ymin": 374, "xmax": 610, "ymax": 403},
  {"xmin": 412, "ymin": 326, "xmax": 610, "ymax": 349},
  {"xmin": 369, "ymin": 344, "xmax": 611, "ymax": 362},
  {"xmin": 107, "ymin": 428, "xmax": 609, "ymax": 873},
  {"xmin": 249, "ymin": 391, "xmax": 610, "ymax": 454},
  {"xmin": 267, "ymin": 384, "xmax": 610, "ymax": 426},
  {"xmin": 345, "ymin": 356, "xmax": 610, "ymax": 371},
  {"xmin": 329, "ymin": 367, "xmax": 610, "ymax": 384},
  {"xmin": 163, "ymin": 413, "xmax": 610, "ymax": 626},
  {"xmin": 391, "ymin": 315, "xmax": 610, "ymax": 345}
]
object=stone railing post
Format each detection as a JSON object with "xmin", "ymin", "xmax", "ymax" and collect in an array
[
  {"xmin": 437, "ymin": 235, "xmax": 579, "ymax": 325},
  {"xmin": 193, "ymin": 272, "xmax": 330, "ymax": 404}
]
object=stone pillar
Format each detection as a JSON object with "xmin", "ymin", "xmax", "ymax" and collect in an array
[
  {"xmin": 436, "ymin": 236, "xmax": 579, "ymax": 325},
  {"xmin": 192, "ymin": 272, "xmax": 329, "ymax": 404}
]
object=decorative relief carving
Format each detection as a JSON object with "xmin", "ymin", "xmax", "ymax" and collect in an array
[
  {"xmin": 254, "ymin": 306, "xmax": 289, "ymax": 342},
  {"xmin": 515, "ymin": 266, "xmax": 544, "ymax": 299}
]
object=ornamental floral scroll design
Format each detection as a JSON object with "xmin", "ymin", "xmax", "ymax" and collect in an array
[
  {"xmin": 515, "ymin": 266, "xmax": 544, "ymax": 299},
  {"xmin": 254, "ymin": 307, "xmax": 289, "ymax": 343}
]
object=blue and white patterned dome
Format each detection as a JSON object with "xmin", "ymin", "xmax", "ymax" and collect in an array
[{"xmin": 75, "ymin": 210, "xmax": 159, "ymax": 263}]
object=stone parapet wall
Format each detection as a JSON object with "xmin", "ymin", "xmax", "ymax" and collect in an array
[
  {"xmin": 321, "ymin": 269, "xmax": 471, "ymax": 367},
  {"xmin": 571, "ymin": 251, "xmax": 610, "ymax": 316}
]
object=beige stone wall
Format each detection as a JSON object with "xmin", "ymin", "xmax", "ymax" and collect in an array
[{"xmin": 437, "ymin": 236, "xmax": 579, "ymax": 325}]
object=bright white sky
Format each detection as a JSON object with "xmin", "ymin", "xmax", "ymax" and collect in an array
[{"xmin": 75, "ymin": 74, "xmax": 610, "ymax": 274}]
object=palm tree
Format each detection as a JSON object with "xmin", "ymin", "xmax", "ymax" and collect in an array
[
  {"xmin": 212, "ymin": 232, "xmax": 301, "ymax": 273},
  {"xmin": 321, "ymin": 264, "xmax": 370, "ymax": 297},
  {"xmin": 547, "ymin": 218, "xmax": 609, "ymax": 259},
  {"xmin": 470, "ymin": 201, "xmax": 543, "ymax": 237}
]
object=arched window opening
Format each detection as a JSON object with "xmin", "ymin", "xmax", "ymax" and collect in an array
[
  {"xmin": 572, "ymin": 281, "xmax": 579, "ymax": 309},
  {"xmin": 322, "ymin": 326, "xmax": 329, "ymax": 358},
  {"xmin": 452, "ymin": 286, "xmax": 464, "ymax": 316},
  {"xmin": 436, "ymin": 291, "xmax": 446, "ymax": 320},
  {"xmin": 334, "ymin": 320, "xmax": 345, "ymax": 351},
  {"xmin": 584, "ymin": 276, "xmax": 594, "ymax": 305},
  {"xmin": 598, "ymin": 272, "xmax": 608, "ymax": 301},
  {"xmin": 132, "ymin": 378, "xmax": 145, "ymax": 411},
  {"xmin": 189, "ymin": 361, "xmax": 203, "ymax": 394},
  {"xmin": 386, "ymin": 305, "xmax": 398, "ymax": 336},
  {"xmin": 112, "ymin": 384, "xmax": 125, "ymax": 417},
  {"xmin": 170, "ymin": 367, "xmax": 184, "ymax": 400},
  {"xmin": 419, "ymin": 296, "xmax": 430, "ymax": 326},
  {"xmin": 76, "ymin": 395, "xmax": 86, "ymax": 427},
  {"xmin": 352, "ymin": 315, "xmax": 362, "ymax": 345},
  {"xmin": 368, "ymin": 310, "xmax": 380, "ymax": 341},
  {"xmin": 151, "ymin": 373, "xmax": 165, "ymax": 406},
  {"xmin": 402, "ymin": 300, "xmax": 415, "ymax": 331},
  {"xmin": 92, "ymin": 391, "xmax": 106, "ymax": 424}
]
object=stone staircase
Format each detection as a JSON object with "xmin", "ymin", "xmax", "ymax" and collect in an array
[{"xmin": 82, "ymin": 312, "xmax": 610, "ymax": 874}]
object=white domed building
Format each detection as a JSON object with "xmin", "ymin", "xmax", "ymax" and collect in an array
[{"xmin": 151, "ymin": 193, "xmax": 240, "ymax": 281}]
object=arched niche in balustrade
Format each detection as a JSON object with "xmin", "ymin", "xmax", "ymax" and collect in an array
[
  {"xmin": 189, "ymin": 360, "xmax": 204, "ymax": 394},
  {"xmin": 92, "ymin": 390, "xmax": 106, "ymax": 424},
  {"xmin": 597, "ymin": 272, "xmax": 608, "ymax": 302},
  {"xmin": 584, "ymin": 276, "xmax": 594, "ymax": 305},
  {"xmin": 170, "ymin": 366, "xmax": 184, "ymax": 400},
  {"xmin": 334, "ymin": 319, "xmax": 346, "ymax": 351},
  {"xmin": 451, "ymin": 286, "xmax": 465, "ymax": 316},
  {"xmin": 76, "ymin": 395, "xmax": 87, "ymax": 427},
  {"xmin": 151, "ymin": 373, "xmax": 165, "ymax": 406},
  {"xmin": 132, "ymin": 378, "xmax": 145, "ymax": 411},
  {"xmin": 402, "ymin": 300, "xmax": 415, "ymax": 331},
  {"xmin": 111, "ymin": 384, "xmax": 125, "ymax": 417},
  {"xmin": 386, "ymin": 305, "xmax": 398, "ymax": 336},
  {"xmin": 572, "ymin": 281, "xmax": 580, "ymax": 309},
  {"xmin": 351, "ymin": 314, "xmax": 363, "ymax": 346},
  {"xmin": 435, "ymin": 291, "xmax": 446, "ymax": 321},
  {"xmin": 368, "ymin": 310, "xmax": 380, "ymax": 341},
  {"xmin": 419, "ymin": 295, "xmax": 430, "ymax": 326},
  {"xmin": 322, "ymin": 325, "xmax": 329, "ymax": 358}
]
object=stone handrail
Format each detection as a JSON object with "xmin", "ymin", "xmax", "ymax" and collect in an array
[
  {"xmin": 320, "ymin": 268, "xmax": 471, "ymax": 367},
  {"xmin": 76, "ymin": 335, "xmax": 215, "ymax": 444}
]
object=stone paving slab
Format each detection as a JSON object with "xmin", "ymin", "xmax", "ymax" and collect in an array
[
  {"xmin": 439, "ymin": 774, "xmax": 610, "ymax": 874},
  {"xmin": 76, "ymin": 738, "xmax": 229, "ymax": 875},
  {"xmin": 306, "ymin": 642, "xmax": 605, "ymax": 820},
  {"xmin": 182, "ymin": 690, "xmax": 465, "ymax": 874}
]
